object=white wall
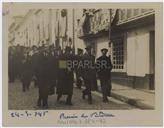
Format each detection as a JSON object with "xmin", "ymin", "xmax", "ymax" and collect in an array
[
  {"xmin": 50, "ymin": 9, "xmax": 57, "ymax": 45},
  {"xmin": 74, "ymin": 38, "xmax": 86, "ymax": 54},
  {"xmin": 127, "ymin": 25, "xmax": 154, "ymax": 76},
  {"xmin": 74, "ymin": 9, "xmax": 86, "ymax": 54}
]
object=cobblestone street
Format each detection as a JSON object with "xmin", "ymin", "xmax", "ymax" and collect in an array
[{"xmin": 9, "ymin": 80, "xmax": 137, "ymax": 110}]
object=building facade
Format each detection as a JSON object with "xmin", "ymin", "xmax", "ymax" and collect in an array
[
  {"xmin": 9, "ymin": 9, "xmax": 75, "ymax": 50},
  {"xmin": 8, "ymin": 16, "xmax": 23, "ymax": 46},
  {"xmin": 9, "ymin": 8, "xmax": 155, "ymax": 90},
  {"xmin": 77, "ymin": 9, "xmax": 155, "ymax": 90}
]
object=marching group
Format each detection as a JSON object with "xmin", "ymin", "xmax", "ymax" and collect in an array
[{"xmin": 8, "ymin": 44, "xmax": 113, "ymax": 109}]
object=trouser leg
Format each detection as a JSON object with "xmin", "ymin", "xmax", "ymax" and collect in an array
[
  {"xmin": 57, "ymin": 94, "xmax": 62, "ymax": 102},
  {"xmin": 100, "ymin": 79, "xmax": 108, "ymax": 101},
  {"xmin": 77, "ymin": 74, "xmax": 82, "ymax": 88},
  {"xmin": 34, "ymin": 79, "xmax": 38, "ymax": 88},
  {"xmin": 84, "ymin": 79, "xmax": 92, "ymax": 104},
  {"xmin": 82, "ymin": 78, "xmax": 89, "ymax": 99},
  {"xmin": 43, "ymin": 94, "xmax": 48, "ymax": 108},
  {"xmin": 66, "ymin": 94, "xmax": 72, "ymax": 105},
  {"xmin": 27, "ymin": 81, "xmax": 31, "ymax": 90},
  {"xmin": 77, "ymin": 78, "xmax": 81, "ymax": 88},
  {"xmin": 82, "ymin": 89, "xmax": 86, "ymax": 99},
  {"xmin": 27, "ymin": 84, "xmax": 29, "ymax": 90},
  {"xmin": 22, "ymin": 82, "xmax": 26, "ymax": 92},
  {"xmin": 37, "ymin": 89, "xmax": 42, "ymax": 107},
  {"xmin": 107, "ymin": 79, "xmax": 112, "ymax": 96},
  {"xmin": 87, "ymin": 85, "xmax": 92, "ymax": 104}
]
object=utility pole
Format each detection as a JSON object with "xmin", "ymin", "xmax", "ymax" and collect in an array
[
  {"xmin": 72, "ymin": 8, "xmax": 75, "ymax": 54},
  {"xmin": 108, "ymin": 9, "xmax": 112, "ymax": 57},
  {"xmin": 65, "ymin": 9, "xmax": 68, "ymax": 48}
]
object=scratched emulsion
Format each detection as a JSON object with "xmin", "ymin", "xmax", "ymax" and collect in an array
[{"xmin": 8, "ymin": 80, "xmax": 136, "ymax": 110}]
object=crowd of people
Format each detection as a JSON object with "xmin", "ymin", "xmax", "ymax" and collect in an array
[{"xmin": 8, "ymin": 43, "xmax": 113, "ymax": 109}]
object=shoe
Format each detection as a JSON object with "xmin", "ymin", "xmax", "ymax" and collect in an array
[
  {"xmin": 66, "ymin": 102, "xmax": 73, "ymax": 105},
  {"xmin": 43, "ymin": 105, "xmax": 48, "ymax": 109},
  {"xmin": 57, "ymin": 97, "xmax": 60, "ymax": 102},
  {"xmin": 88, "ymin": 100, "xmax": 92, "ymax": 104},
  {"xmin": 78, "ymin": 86, "xmax": 81, "ymax": 89},
  {"xmin": 103, "ymin": 98, "xmax": 109, "ymax": 103},
  {"xmin": 107, "ymin": 92, "xmax": 111, "ymax": 97},
  {"xmin": 82, "ymin": 92, "xmax": 85, "ymax": 99},
  {"xmin": 37, "ymin": 102, "xmax": 41, "ymax": 107}
]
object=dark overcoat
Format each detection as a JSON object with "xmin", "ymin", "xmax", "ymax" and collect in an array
[
  {"xmin": 8, "ymin": 52, "xmax": 15, "ymax": 82},
  {"xmin": 96, "ymin": 55, "xmax": 113, "ymax": 80},
  {"xmin": 31, "ymin": 52, "xmax": 39, "ymax": 76},
  {"xmin": 21, "ymin": 56, "xmax": 33, "ymax": 87},
  {"xmin": 75, "ymin": 54, "xmax": 84, "ymax": 79},
  {"xmin": 46, "ymin": 53, "xmax": 58, "ymax": 95},
  {"xmin": 56, "ymin": 53, "xmax": 74, "ymax": 95},
  {"xmin": 36, "ymin": 53, "xmax": 51, "ymax": 97},
  {"xmin": 83, "ymin": 53, "xmax": 97, "ymax": 91},
  {"xmin": 47, "ymin": 54, "xmax": 58, "ymax": 86}
]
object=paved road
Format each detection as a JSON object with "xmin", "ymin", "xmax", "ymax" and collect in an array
[{"xmin": 8, "ymin": 80, "xmax": 138, "ymax": 110}]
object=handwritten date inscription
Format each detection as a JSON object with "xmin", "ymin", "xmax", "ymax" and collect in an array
[{"xmin": 10, "ymin": 111, "xmax": 48, "ymax": 118}]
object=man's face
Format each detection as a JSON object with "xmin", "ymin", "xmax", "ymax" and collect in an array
[
  {"xmin": 78, "ymin": 51, "xmax": 82, "ymax": 55},
  {"xmin": 86, "ymin": 49, "xmax": 91, "ymax": 55},
  {"xmin": 102, "ymin": 50, "xmax": 107, "ymax": 56},
  {"xmin": 65, "ymin": 50, "xmax": 71, "ymax": 55},
  {"xmin": 33, "ymin": 47, "xmax": 37, "ymax": 51}
]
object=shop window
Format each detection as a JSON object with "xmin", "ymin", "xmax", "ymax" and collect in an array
[{"xmin": 112, "ymin": 39, "xmax": 124, "ymax": 69}]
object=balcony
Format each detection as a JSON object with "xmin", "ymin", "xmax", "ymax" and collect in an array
[
  {"xmin": 77, "ymin": 9, "xmax": 112, "ymax": 38},
  {"xmin": 117, "ymin": 9, "xmax": 155, "ymax": 25},
  {"xmin": 77, "ymin": 9, "xmax": 155, "ymax": 38}
]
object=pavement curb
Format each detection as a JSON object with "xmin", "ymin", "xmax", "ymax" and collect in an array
[
  {"xmin": 80, "ymin": 84, "xmax": 154, "ymax": 109},
  {"xmin": 110, "ymin": 92, "xmax": 154, "ymax": 109}
]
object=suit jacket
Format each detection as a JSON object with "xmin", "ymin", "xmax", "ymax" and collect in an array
[{"xmin": 96, "ymin": 55, "xmax": 113, "ymax": 79}]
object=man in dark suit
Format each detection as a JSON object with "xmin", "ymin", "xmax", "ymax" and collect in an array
[
  {"xmin": 31, "ymin": 45, "xmax": 39, "ymax": 88},
  {"xmin": 75, "ymin": 48, "xmax": 84, "ymax": 89},
  {"xmin": 36, "ymin": 46, "xmax": 50, "ymax": 109},
  {"xmin": 96, "ymin": 48, "xmax": 113, "ymax": 102},
  {"xmin": 56, "ymin": 46, "xmax": 74, "ymax": 105},
  {"xmin": 82, "ymin": 45, "xmax": 96, "ymax": 104},
  {"xmin": 21, "ymin": 50, "xmax": 33, "ymax": 92},
  {"xmin": 47, "ymin": 44, "xmax": 58, "ymax": 95},
  {"xmin": 8, "ymin": 46, "xmax": 15, "ymax": 83}
]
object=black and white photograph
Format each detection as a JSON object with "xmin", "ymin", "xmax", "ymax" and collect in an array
[{"xmin": 2, "ymin": 2, "xmax": 163, "ymax": 126}]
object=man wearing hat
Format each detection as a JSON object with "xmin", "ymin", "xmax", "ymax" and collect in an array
[
  {"xmin": 47, "ymin": 44, "xmax": 58, "ymax": 95},
  {"xmin": 56, "ymin": 46, "xmax": 74, "ymax": 105},
  {"xmin": 20, "ymin": 48, "xmax": 33, "ymax": 92},
  {"xmin": 31, "ymin": 45, "xmax": 39, "ymax": 88},
  {"xmin": 82, "ymin": 45, "xmax": 96, "ymax": 104},
  {"xmin": 75, "ymin": 48, "xmax": 84, "ymax": 89},
  {"xmin": 36, "ymin": 45, "xmax": 51, "ymax": 108},
  {"xmin": 96, "ymin": 48, "xmax": 113, "ymax": 102}
]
